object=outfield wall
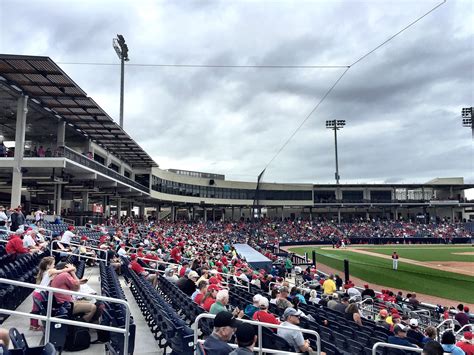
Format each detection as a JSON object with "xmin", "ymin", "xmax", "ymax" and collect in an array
[{"xmin": 279, "ymin": 237, "xmax": 472, "ymax": 246}]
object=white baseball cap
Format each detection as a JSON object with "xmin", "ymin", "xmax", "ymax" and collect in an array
[{"xmin": 409, "ymin": 319, "xmax": 419, "ymax": 327}]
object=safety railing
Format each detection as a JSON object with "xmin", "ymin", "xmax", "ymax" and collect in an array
[
  {"xmin": 62, "ymin": 146, "xmax": 149, "ymax": 194},
  {"xmin": 135, "ymin": 256, "xmax": 250, "ymax": 291},
  {"xmin": 372, "ymin": 342, "xmax": 422, "ymax": 355},
  {"xmin": 192, "ymin": 313, "xmax": 321, "ymax": 355},
  {"xmin": 436, "ymin": 319, "xmax": 455, "ymax": 330},
  {"xmin": 0, "ymin": 278, "xmax": 131, "ymax": 352},
  {"xmin": 455, "ymin": 324, "xmax": 473, "ymax": 335},
  {"xmin": 50, "ymin": 243, "xmax": 108, "ymax": 265}
]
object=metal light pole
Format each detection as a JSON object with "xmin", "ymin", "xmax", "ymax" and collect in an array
[
  {"xmin": 113, "ymin": 34, "xmax": 130, "ymax": 128},
  {"xmin": 461, "ymin": 107, "xmax": 473, "ymax": 139},
  {"xmin": 326, "ymin": 120, "xmax": 346, "ymax": 184}
]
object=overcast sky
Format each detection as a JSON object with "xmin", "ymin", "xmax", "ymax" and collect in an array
[{"xmin": 0, "ymin": 0, "xmax": 473, "ymax": 185}]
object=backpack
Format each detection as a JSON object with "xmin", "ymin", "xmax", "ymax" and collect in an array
[{"xmin": 64, "ymin": 325, "xmax": 91, "ymax": 351}]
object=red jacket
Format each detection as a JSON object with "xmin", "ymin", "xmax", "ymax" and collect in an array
[{"xmin": 6, "ymin": 235, "xmax": 28, "ymax": 255}]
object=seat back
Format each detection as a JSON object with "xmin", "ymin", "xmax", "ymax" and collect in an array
[{"xmin": 9, "ymin": 328, "xmax": 28, "ymax": 350}]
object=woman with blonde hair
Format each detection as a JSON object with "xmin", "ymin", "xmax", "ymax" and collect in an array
[
  {"xmin": 30, "ymin": 256, "xmax": 75, "ymax": 330},
  {"xmin": 345, "ymin": 303, "xmax": 363, "ymax": 326}
]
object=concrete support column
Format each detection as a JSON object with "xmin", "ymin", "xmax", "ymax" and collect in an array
[
  {"xmin": 126, "ymin": 202, "xmax": 132, "ymax": 217},
  {"xmin": 157, "ymin": 204, "xmax": 161, "ymax": 221},
  {"xmin": 116, "ymin": 198, "xmax": 122, "ymax": 217},
  {"xmin": 281, "ymin": 206, "xmax": 284, "ymax": 221},
  {"xmin": 363, "ymin": 188, "xmax": 370, "ymax": 201},
  {"xmin": 204, "ymin": 208, "xmax": 207, "ymax": 222},
  {"xmin": 366, "ymin": 210, "xmax": 370, "ymax": 220},
  {"xmin": 337, "ymin": 208, "xmax": 341, "ymax": 224},
  {"xmin": 394, "ymin": 207, "xmax": 398, "ymax": 221},
  {"xmin": 309, "ymin": 207, "xmax": 313, "ymax": 221},
  {"xmin": 231, "ymin": 206, "xmax": 235, "ymax": 221},
  {"xmin": 55, "ymin": 184, "xmax": 62, "ymax": 216},
  {"xmin": 451, "ymin": 208, "xmax": 455, "ymax": 222},
  {"xmin": 171, "ymin": 205, "xmax": 175, "ymax": 222},
  {"xmin": 57, "ymin": 119, "xmax": 66, "ymax": 148},
  {"xmin": 11, "ymin": 95, "xmax": 29, "ymax": 208},
  {"xmin": 192, "ymin": 206, "xmax": 195, "ymax": 221},
  {"xmin": 120, "ymin": 165, "xmax": 125, "ymax": 175},
  {"xmin": 212, "ymin": 208, "xmax": 216, "ymax": 221},
  {"xmin": 82, "ymin": 192, "xmax": 89, "ymax": 212},
  {"xmin": 138, "ymin": 204, "xmax": 144, "ymax": 220},
  {"xmin": 104, "ymin": 196, "xmax": 111, "ymax": 218}
]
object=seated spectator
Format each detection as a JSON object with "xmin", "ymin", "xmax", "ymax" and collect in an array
[
  {"xmin": 50, "ymin": 262, "xmax": 96, "ymax": 323},
  {"xmin": 423, "ymin": 340, "xmax": 444, "ymax": 355},
  {"xmin": 388, "ymin": 324, "xmax": 417, "ymax": 348},
  {"xmin": 441, "ymin": 331, "xmax": 465, "ymax": 355},
  {"xmin": 244, "ymin": 294, "xmax": 262, "ymax": 319},
  {"xmin": 203, "ymin": 311, "xmax": 239, "ymax": 355},
  {"xmin": 334, "ymin": 274, "xmax": 343, "ymax": 290},
  {"xmin": 164, "ymin": 267, "xmax": 179, "ymax": 283},
  {"xmin": 202, "ymin": 284, "xmax": 220, "ymax": 311},
  {"xmin": 361, "ymin": 284, "xmax": 376, "ymax": 298},
  {"xmin": 253, "ymin": 297, "xmax": 279, "ymax": 329},
  {"xmin": 407, "ymin": 318, "xmax": 425, "ymax": 346},
  {"xmin": 129, "ymin": 254, "xmax": 157, "ymax": 287},
  {"xmin": 327, "ymin": 294, "xmax": 339, "ymax": 310},
  {"xmin": 334, "ymin": 296, "xmax": 349, "ymax": 314},
  {"xmin": 308, "ymin": 289, "xmax": 321, "ymax": 304},
  {"xmin": 211, "ymin": 289, "xmax": 242, "ymax": 316},
  {"xmin": 275, "ymin": 286, "xmax": 292, "ymax": 310},
  {"xmin": 277, "ymin": 307, "xmax": 313, "ymax": 353},
  {"xmin": 289, "ymin": 287, "xmax": 306, "ymax": 305},
  {"xmin": 345, "ymin": 303, "xmax": 363, "ymax": 326},
  {"xmin": 456, "ymin": 331, "xmax": 473, "ymax": 355},
  {"xmin": 408, "ymin": 293, "xmax": 420, "ymax": 309},
  {"xmin": 376, "ymin": 309, "xmax": 391, "ymax": 330},
  {"xmin": 423, "ymin": 326, "xmax": 437, "ymax": 344},
  {"xmin": 269, "ymin": 288, "xmax": 279, "ymax": 305},
  {"xmin": 230, "ymin": 322, "xmax": 257, "ymax": 355},
  {"xmin": 176, "ymin": 270, "xmax": 199, "ymax": 296},
  {"xmin": 6, "ymin": 232, "xmax": 29, "ymax": 257},
  {"xmin": 192, "ymin": 280, "xmax": 208, "ymax": 302}
]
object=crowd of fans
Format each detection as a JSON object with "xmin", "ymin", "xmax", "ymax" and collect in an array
[{"xmin": 0, "ymin": 217, "xmax": 472, "ymax": 354}]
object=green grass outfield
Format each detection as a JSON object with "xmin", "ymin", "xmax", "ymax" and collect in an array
[
  {"xmin": 353, "ymin": 245, "xmax": 474, "ymax": 262},
  {"xmin": 289, "ymin": 245, "xmax": 474, "ymax": 304}
]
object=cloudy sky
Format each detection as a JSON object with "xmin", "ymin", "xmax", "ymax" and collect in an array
[{"xmin": 0, "ymin": 0, "xmax": 473, "ymax": 185}]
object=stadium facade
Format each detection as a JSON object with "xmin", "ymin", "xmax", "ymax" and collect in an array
[{"xmin": 1, "ymin": 54, "xmax": 473, "ymax": 224}]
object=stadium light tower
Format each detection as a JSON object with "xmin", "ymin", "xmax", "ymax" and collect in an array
[
  {"xmin": 113, "ymin": 34, "xmax": 130, "ymax": 128},
  {"xmin": 461, "ymin": 107, "xmax": 473, "ymax": 138},
  {"xmin": 326, "ymin": 119, "xmax": 346, "ymax": 184}
]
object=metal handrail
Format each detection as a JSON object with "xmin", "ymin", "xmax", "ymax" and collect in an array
[
  {"xmin": 50, "ymin": 246, "xmax": 108, "ymax": 265},
  {"xmin": 52, "ymin": 240, "xmax": 108, "ymax": 255},
  {"xmin": 455, "ymin": 324, "xmax": 473, "ymax": 335},
  {"xmin": 436, "ymin": 319, "xmax": 455, "ymax": 329},
  {"xmin": 195, "ymin": 338, "xmax": 302, "ymax": 354},
  {"xmin": 0, "ymin": 278, "xmax": 131, "ymax": 352},
  {"xmin": 192, "ymin": 313, "xmax": 321, "ymax": 355},
  {"xmin": 372, "ymin": 342, "xmax": 422, "ymax": 355}
]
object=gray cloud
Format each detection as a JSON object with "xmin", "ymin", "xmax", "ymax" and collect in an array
[{"xmin": 0, "ymin": 0, "xmax": 472, "ymax": 186}]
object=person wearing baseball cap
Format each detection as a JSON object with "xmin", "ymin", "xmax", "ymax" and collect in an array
[
  {"xmin": 376, "ymin": 309, "xmax": 391, "ymax": 330},
  {"xmin": 203, "ymin": 311, "xmax": 239, "ymax": 355},
  {"xmin": 388, "ymin": 324, "xmax": 417, "ymax": 348},
  {"xmin": 252, "ymin": 297, "xmax": 280, "ymax": 330},
  {"xmin": 230, "ymin": 322, "xmax": 257, "ymax": 355},
  {"xmin": 407, "ymin": 319, "xmax": 425, "ymax": 346},
  {"xmin": 456, "ymin": 331, "xmax": 474, "ymax": 355},
  {"xmin": 277, "ymin": 307, "xmax": 313, "ymax": 353}
]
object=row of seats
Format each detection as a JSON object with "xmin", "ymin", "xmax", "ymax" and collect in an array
[
  {"xmin": 124, "ymin": 262, "xmax": 194, "ymax": 354},
  {"xmin": 99, "ymin": 261, "xmax": 136, "ymax": 355},
  {"xmin": 0, "ymin": 251, "xmax": 47, "ymax": 320}
]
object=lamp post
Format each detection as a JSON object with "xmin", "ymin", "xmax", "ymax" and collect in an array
[
  {"xmin": 113, "ymin": 34, "xmax": 130, "ymax": 128},
  {"xmin": 326, "ymin": 120, "xmax": 346, "ymax": 184},
  {"xmin": 461, "ymin": 107, "xmax": 473, "ymax": 138}
]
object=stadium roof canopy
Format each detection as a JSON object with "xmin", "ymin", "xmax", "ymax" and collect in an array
[{"xmin": 0, "ymin": 54, "xmax": 157, "ymax": 168}]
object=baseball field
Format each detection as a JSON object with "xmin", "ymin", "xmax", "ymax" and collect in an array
[{"xmin": 288, "ymin": 245, "xmax": 474, "ymax": 304}]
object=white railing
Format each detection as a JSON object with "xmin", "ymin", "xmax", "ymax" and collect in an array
[
  {"xmin": 135, "ymin": 255, "xmax": 250, "ymax": 291},
  {"xmin": 372, "ymin": 342, "xmax": 422, "ymax": 355},
  {"xmin": 0, "ymin": 278, "xmax": 131, "ymax": 352},
  {"xmin": 455, "ymin": 324, "xmax": 473, "ymax": 335},
  {"xmin": 192, "ymin": 313, "xmax": 321, "ymax": 355},
  {"xmin": 436, "ymin": 319, "xmax": 455, "ymax": 330},
  {"xmin": 50, "ymin": 241, "xmax": 108, "ymax": 265}
]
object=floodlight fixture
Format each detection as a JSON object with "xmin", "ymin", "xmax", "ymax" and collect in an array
[
  {"xmin": 113, "ymin": 34, "xmax": 130, "ymax": 128},
  {"xmin": 461, "ymin": 107, "xmax": 473, "ymax": 138},
  {"xmin": 325, "ymin": 119, "xmax": 346, "ymax": 184}
]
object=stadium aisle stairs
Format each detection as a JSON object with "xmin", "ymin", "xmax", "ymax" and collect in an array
[
  {"xmin": 2, "ymin": 266, "xmax": 161, "ymax": 354},
  {"xmin": 119, "ymin": 277, "xmax": 164, "ymax": 354}
]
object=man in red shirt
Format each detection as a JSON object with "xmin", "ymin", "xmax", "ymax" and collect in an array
[
  {"xmin": 6, "ymin": 233, "xmax": 29, "ymax": 257},
  {"xmin": 129, "ymin": 254, "xmax": 157, "ymax": 286},
  {"xmin": 50, "ymin": 263, "xmax": 96, "ymax": 322},
  {"xmin": 170, "ymin": 245, "xmax": 182, "ymax": 263},
  {"xmin": 202, "ymin": 284, "xmax": 220, "ymax": 311}
]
